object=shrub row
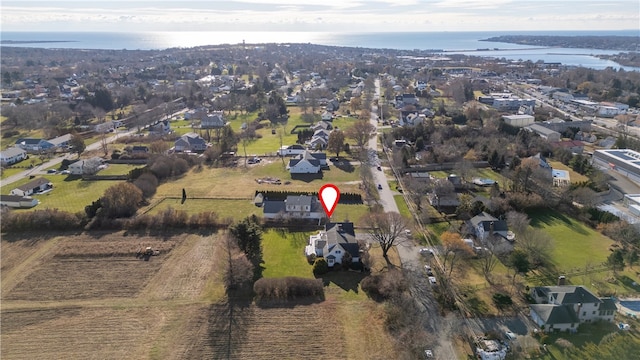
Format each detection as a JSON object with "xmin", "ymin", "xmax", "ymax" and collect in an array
[
  {"xmin": 1, "ymin": 208, "xmax": 84, "ymax": 232},
  {"xmin": 87, "ymin": 207, "xmax": 232, "ymax": 231},
  {"xmin": 257, "ymin": 190, "xmax": 362, "ymax": 203},
  {"xmin": 360, "ymin": 270, "xmax": 408, "ymax": 301},
  {"xmin": 253, "ymin": 277, "xmax": 324, "ymax": 302}
]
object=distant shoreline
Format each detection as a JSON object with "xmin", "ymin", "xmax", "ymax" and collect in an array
[{"xmin": 1, "ymin": 40, "xmax": 78, "ymax": 45}]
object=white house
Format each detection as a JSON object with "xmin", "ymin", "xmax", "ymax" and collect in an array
[
  {"xmin": 174, "ymin": 133, "xmax": 208, "ymax": 152},
  {"xmin": 68, "ymin": 157, "xmax": 104, "ymax": 175},
  {"xmin": 469, "ymin": 212, "xmax": 510, "ymax": 242},
  {"xmin": 526, "ymin": 123, "xmax": 561, "ymax": 142},
  {"xmin": 502, "ymin": 114, "xmax": 535, "ymax": 127},
  {"xmin": 530, "ymin": 286, "xmax": 616, "ymax": 332},
  {"xmin": 201, "ymin": 111, "xmax": 226, "ymax": 128},
  {"xmin": 321, "ymin": 111, "xmax": 333, "ymax": 122},
  {"xmin": 263, "ymin": 195, "xmax": 324, "ymax": 220},
  {"xmin": 0, "ymin": 194, "xmax": 39, "ymax": 208},
  {"xmin": 0, "ymin": 147, "xmax": 27, "ymax": 166},
  {"xmin": 10, "ymin": 177, "xmax": 53, "ymax": 197},
  {"xmin": 278, "ymin": 144, "xmax": 306, "ymax": 156},
  {"xmin": 305, "ymin": 222, "xmax": 361, "ymax": 267},
  {"xmin": 287, "ymin": 158, "xmax": 321, "ymax": 174}
]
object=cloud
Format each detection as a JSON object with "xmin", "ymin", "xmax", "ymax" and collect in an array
[{"xmin": 1, "ymin": 0, "xmax": 637, "ymax": 32}]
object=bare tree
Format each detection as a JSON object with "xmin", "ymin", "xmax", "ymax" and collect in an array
[
  {"xmin": 516, "ymin": 229, "xmax": 553, "ymax": 268},
  {"xmin": 506, "ymin": 211, "xmax": 530, "ymax": 237},
  {"xmin": 361, "ymin": 212, "xmax": 408, "ymax": 260},
  {"xmin": 440, "ymin": 231, "xmax": 474, "ymax": 276},
  {"xmin": 345, "ymin": 119, "xmax": 376, "ymax": 149}
]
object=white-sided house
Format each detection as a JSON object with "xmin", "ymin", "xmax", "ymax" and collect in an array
[
  {"xmin": 526, "ymin": 124, "xmax": 561, "ymax": 142},
  {"xmin": 10, "ymin": 177, "xmax": 53, "ymax": 197},
  {"xmin": 288, "ymin": 157, "xmax": 321, "ymax": 174},
  {"xmin": 469, "ymin": 212, "xmax": 509, "ymax": 242},
  {"xmin": 277, "ymin": 144, "xmax": 306, "ymax": 156},
  {"xmin": 69, "ymin": 157, "xmax": 104, "ymax": 175},
  {"xmin": 0, "ymin": 147, "xmax": 27, "ymax": 166},
  {"xmin": 321, "ymin": 111, "xmax": 333, "ymax": 122},
  {"xmin": 263, "ymin": 195, "xmax": 324, "ymax": 220},
  {"xmin": 174, "ymin": 133, "xmax": 208, "ymax": 152},
  {"xmin": 48, "ymin": 134, "xmax": 73, "ymax": 150},
  {"xmin": 0, "ymin": 194, "xmax": 39, "ymax": 208},
  {"xmin": 305, "ymin": 222, "xmax": 360, "ymax": 267},
  {"xmin": 201, "ymin": 111, "xmax": 226, "ymax": 128},
  {"xmin": 530, "ymin": 285, "xmax": 616, "ymax": 332}
]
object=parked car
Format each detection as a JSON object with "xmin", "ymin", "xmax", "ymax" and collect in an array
[
  {"xmin": 377, "ymin": 184, "xmax": 383, "ymax": 190},
  {"xmin": 376, "ymin": 165, "xmax": 382, "ymax": 171},
  {"xmin": 61, "ymin": 170, "xmax": 70, "ymax": 175},
  {"xmin": 47, "ymin": 169, "xmax": 57, "ymax": 173},
  {"xmin": 424, "ymin": 349, "xmax": 434, "ymax": 358},
  {"xmin": 419, "ymin": 248, "xmax": 435, "ymax": 256},
  {"xmin": 424, "ymin": 265, "xmax": 434, "ymax": 276},
  {"xmin": 428, "ymin": 276, "xmax": 437, "ymax": 285},
  {"xmin": 505, "ymin": 331, "xmax": 517, "ymax": 340}
]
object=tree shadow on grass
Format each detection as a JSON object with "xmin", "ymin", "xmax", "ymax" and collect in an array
[
  {"xmin": 206, "ymin": 295, "xmax": 253, "ymax": 360},
  {"xmin": 291, "ymin": 172, "xmax": 323, "ymax": 183},
  {"xmin": 528, "ymin": 209, "xmax": 588, "ymax": 235},
  {"xmin": 318, "ymin": 269, "xmax": 366, "ymax": 293},
  {"xmin": 331, "ymin": 159, "xmax": 355, "ymax": 173}
]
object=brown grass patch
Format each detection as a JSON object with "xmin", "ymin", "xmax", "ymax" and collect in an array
[{"xmin": 1, "ymin": 306, "xmax": 169, "ymax": 360}]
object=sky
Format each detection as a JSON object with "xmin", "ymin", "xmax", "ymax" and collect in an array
[{"xmin": 1, "ymin": 0, "xmax": 639, "ymax": 33}]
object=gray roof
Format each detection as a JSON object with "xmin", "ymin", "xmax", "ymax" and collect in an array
[
  {"xmin": 48, "ymin": 133, "xmax": 72, "ymax": 146},
  {"xmin": 297, "ymin": 151, "xmax": 326, "ymax": 161},
  {"xmin": 527, "ymin": 124, "xmax": 561, "ymax": 137},
  {"xmin": 263, "ymin": 200, "xmax": 286, "ymax": 215},
  {"xmin": 16, "ymin": 138, "xmax": 47, "ymax": 145},
  {"xmin": 470, "ymin": 211, "xmax": 498, "ymax": 227},
  {"xmin": 0, "ymin": 194, "xmax": 32, "ymax": 202},
  {"xmin": 288, "ymin": 158, "xmax": 320, "ymax": 168},
  {"xmin": 286, "ymin": 195, "xmax": 313, "ymax": 208},
  {"xmin": 1, "ymin": 147, "xmax": 27, "ymax": 157},
  {"xmin": 177, "ymin": 133, "xmax": 206, "ymax": 145},
  {"xmin": 15, "ymin": 177, "xmax": 51, "ymax": 192},
  {"xmin": 600, "ymin": 298, "xmax": 617, "ymax": 311},
  {"xmin": 531, "ymin": 304, "xmax": 579, "ymax": 325},
  {"xmin": 534, "ymin": 286, "xmax": 601, "ymax": 305}
]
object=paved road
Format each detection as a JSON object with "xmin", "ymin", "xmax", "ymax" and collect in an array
[{"xmin": 1, "ymin": 108, "xmax": 188, "ymax": 188}]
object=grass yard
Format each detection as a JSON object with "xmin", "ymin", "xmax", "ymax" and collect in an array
[
  {"xmin": 1, "ymin": 175, "xmax": 121, "ymax": 213},
  {"xmin": 153, "ymin": 159, "xmax": 362, "ymax": 200},
  {"xmin": 330, "ymin": 204, "xmax": 370, "ymax": 225},
  {"xmin": 394, "ymin": 194, "xmax": 413, "ymax": 220},
  {"xmin": 528, "ymin": 209, "xmax": 613, "ymax": 271},
  {"xmin": 99, "ymin": 163, "xmax": 143, "ymax": 176},
  {"xmin": 261, "ymin": 229, "xmax": 315, "ymax": 279},
  {"xmin": 548, "ymin": 160, "xmax": 590, "ymax": 183},
  {"xmin": 0, "ymin": 128, "xmax": 46, "ymax": 150},
  {"xmin": 0, "ymin": 167, "xmax": 28, "ymax": 180},
  {"xmin": 144, "ymin": 198, "xmax": 260, "ymax": 221}
]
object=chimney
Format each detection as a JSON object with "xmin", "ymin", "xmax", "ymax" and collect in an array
[
  {"xmin": 558, "ymin": 275, "xmax": 566, "ymax": 286},
  {"xmin": 489, "ymin": 221, "xmax": 494, "ymax": 235}
]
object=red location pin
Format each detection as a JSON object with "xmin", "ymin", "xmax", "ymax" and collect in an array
[{"xmin": 319, "ymin": 184, "xmax": 340, "ymax": 218}]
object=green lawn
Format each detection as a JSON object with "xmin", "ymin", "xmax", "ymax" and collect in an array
[
  {"xmin": 394, "ymin": 195, "xmax": 413, "ymax": 220},
  {"xmin": 145, "ymin": 198, "xmax": 260, "ymax": 221},
  {"xmin": 99, "ymin": 164, "xmax": 143, "ymax": 176},
  {"xmin": 261, "ymin": 229, "xmax": 315, "ymax": 279},
  {"xmin": 0, "ymin": 167, "xmax": 28, "ymax": 180},
  {"xmin": 330, "ymin": 204, "xmax": 370, "ymax": 225},
  {"xmin": 261, "ymin": 229, "xmax": 370, "ymax": 300},
  {"xmin": 529, "ymin": 209, "xmax": 613, "ymax": 271},
  {"xmin": 1, "ymin": 175, "xmax": 121, "ymax": 213}
]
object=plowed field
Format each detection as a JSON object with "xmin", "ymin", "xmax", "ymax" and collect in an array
[{"xmin": 1, "ymin": 231, "xmax": 394, "ymax": 359}]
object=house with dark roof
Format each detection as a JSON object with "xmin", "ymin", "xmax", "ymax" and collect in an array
[
  {"xmin": 200, "ymin": 111, "xmax": 226, "ymax": 128},
  {"xmin": 287, "ymin": 152, "xmax": 326, "ymax": 174},
  {"xmin": 263, "ymin": 195, "xmax": 324, "ymax": 220},
  {"xmin": 0, "ymin": 194, "xmax": 39, "ymax": 208},
  {"xmin": 174, "ymin": 133, "xmax": 207, "ymax": 152},
  {"xmin": 530, "ymin": 285, "xmax": 616, "ymax": 332},
  {"xmin": 10, "ymin": 177, "xmax": 53, "ymax": 197},
  {"xmin": 305, "ymin": 222, "xmax": 360, "ymax": 267},
  {"xmin": 15, "ymin": 138, "xmax": 55, "ymax": 153},
  {"xmin": 469, "ymin": 211, "xmax": 511, "ymax": 242}
]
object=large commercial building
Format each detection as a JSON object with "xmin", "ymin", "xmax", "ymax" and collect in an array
[{"xmin": 592, "ymin": 149, "xmax": 640, "ymax": 186}]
